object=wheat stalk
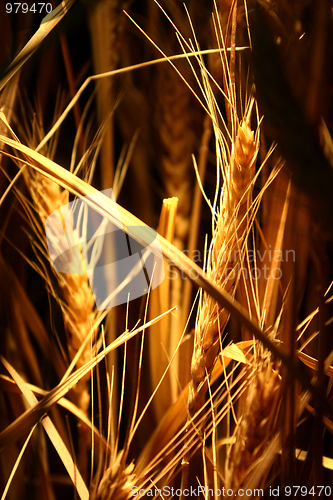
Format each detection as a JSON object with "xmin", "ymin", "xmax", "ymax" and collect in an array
[
  {"xmin": 149, "ymin": 197, "xmax": 179, "ymax": 422},
  {"xmin": 152, "ymin": 57, "xmax": 199, "ymax": 406}
]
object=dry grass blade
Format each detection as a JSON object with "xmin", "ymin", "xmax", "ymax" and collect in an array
[
  {"xmin": 0, "ymin": 374, "xmax": 108, "ymax": 450},
  {"xmin": 0, "ymin": 308, "xmax": 175, "ymax": 448},
  {"xmin": 298, "ymin": 351, "xmax": 333, "ymax": 378},
  {"xmin": 0, "ymin": 0, "xmax": 75, "ymax": 92},
  {"xmin": 1, "ymin": 357, "xmax": 89, "ymax": 500},
  {"xmin": 0, "ymin": 424, "xmax": 37, "ymax": 500}
]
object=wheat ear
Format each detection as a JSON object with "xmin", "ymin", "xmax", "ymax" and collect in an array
[
  {"xmin": 92, "ymin": 451, "xmax": 136, "ymax": 500},
  {"xmin": 225, "ymin": 348, "xmax": 281, "ymax": 491},
  {"xmin": 189, "ymin": 100, "xmax": 258, "ymax": 413},
  {"xmin": 25, "ymin": 166, "xmax": 96, "ymax": 413},
  {"xmin": 16, "ymin": 112, "xmax": 97, "ymax": 415}
]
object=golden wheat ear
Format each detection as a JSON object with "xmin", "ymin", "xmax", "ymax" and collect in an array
[
  {"xmin": 189, "ymin": 101, "xmax": 258, "ymax": 413},
  {"xmin": 8, "ymin": 109, "xmax": 97, "ymax": 417}
]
